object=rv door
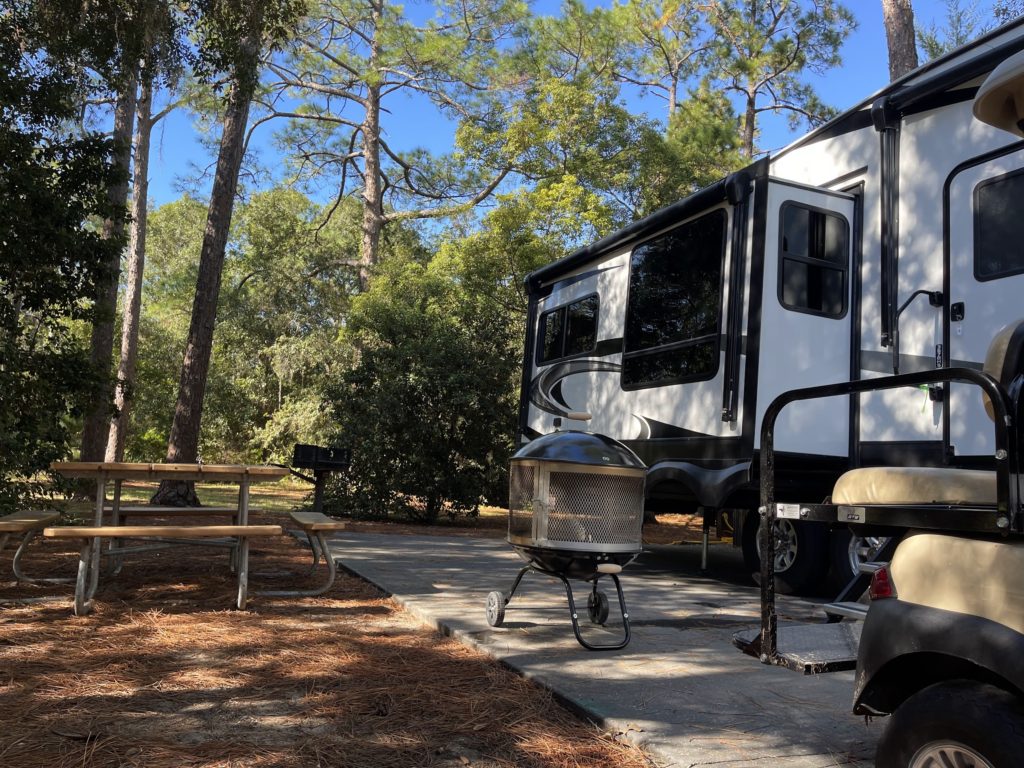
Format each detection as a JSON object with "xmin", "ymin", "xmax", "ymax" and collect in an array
[
  {"xmin": 756, "ymin": 181, "xmax": 857, "ymax": 457},
  {"xmin": 946, "ymin": 147, "xmax": 1024, "ymax": 459}
]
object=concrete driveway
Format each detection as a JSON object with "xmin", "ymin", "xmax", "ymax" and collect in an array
[{"xmin": 324, "ymin": 531, "xmax": 878, "ymax": 768}]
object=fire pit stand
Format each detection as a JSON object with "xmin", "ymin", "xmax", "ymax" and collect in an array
[
  {"xmin": 485, "ymin": 429, "xmax": 646, "ymax": 651},
  {"xmin": 486, "ymin": 559, "xmax": 631, "ymax": 651}
]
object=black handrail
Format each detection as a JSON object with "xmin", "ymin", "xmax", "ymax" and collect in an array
[{"xmin": 756, "ymin": 367, "xmax": 1018, "ymax": 664}]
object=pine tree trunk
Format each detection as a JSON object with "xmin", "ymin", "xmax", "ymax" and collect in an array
[
  {"xmin": 358, "ymin": 1, "xmax": 384, "ymax": 292},
  {"xmin": 153, "ymin": 32, "xmax": 260, "ymax": 506},
  {"xmin": 80, "ymin": 77, "xmax": 137, "ymax": 465},
  {"xmin": 882, "ymin": 0, "xmax": 919, "ymax": 81},
  {"xmin": 742, "ymin": 88, "xmax": 757, "ymax": 158},
  {"xmin": 106, "ymin": 71, "xmax": 154, "ymax": 463}
]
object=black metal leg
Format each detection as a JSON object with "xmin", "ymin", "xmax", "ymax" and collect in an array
[
  {"xmin": 495, "ymin": 565, "xmax": 631, "ymax": 651},
  {"xmin": 503, "ymin": 565, "xmax": 531, "ymax": 605}
]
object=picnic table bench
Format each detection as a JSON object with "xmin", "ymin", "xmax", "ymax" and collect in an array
[
  {"xmin": 258, "ymin": 511, "xmax": 346, "ymax": 598},
  {"xmin": 0, "ymin": 510, "xmax": 66, "ymax": 584},
  {"xmin": 44, "ymin": 524, "xmax": 283, "ymax": 615}
]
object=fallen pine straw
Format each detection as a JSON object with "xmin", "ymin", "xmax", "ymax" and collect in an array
[{"xmin": 0, "ymin": 514, "xmax": 656, "ymax": 768}]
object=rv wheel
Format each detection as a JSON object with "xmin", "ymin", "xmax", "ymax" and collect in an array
[
  {"xmin": 829, "ymin": 529, "xmax": 889, "ymax": 590},
  {"xmin": 875, "ymin": 680, "xmax": 1024, "ymax": 768},
  {"xmin": 742, "ymin": 515, "xmax": 829, "ymax": 595}
]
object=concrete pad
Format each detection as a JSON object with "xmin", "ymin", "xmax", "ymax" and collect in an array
[{"xmin": 326, "ymin": 532, "xmax": 879, "ymax": 767}]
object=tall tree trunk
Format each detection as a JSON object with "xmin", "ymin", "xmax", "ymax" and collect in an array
[
  {"xmin": 357, "ymin": 2, "xmax": 384, "ymax": 292},
  {"xmin": 80, "ymin": 77, "xmax": 137, "ymax": 465},
  {"xmin": 742, "ymin": 87, "xmax": 757, "ymax": 159},
  {"xmin": 153, "ymin": 33, "xmax": 260, "ymax": 505},
  {"xmin": 882, "ymin": 0, "xmax": 919, "ymax": 81},
  {"xmin": 359, "ymin": 80, "xmax": 383, "ymax": 292},
  {"xmin": 106, "ymin": 70, "xmax": 154, "ymax": 463}
]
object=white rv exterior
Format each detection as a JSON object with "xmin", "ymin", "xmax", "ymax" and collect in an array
[{"xmin": 517, "ymin": 19, "xmax": 1024, "ymax": 591}]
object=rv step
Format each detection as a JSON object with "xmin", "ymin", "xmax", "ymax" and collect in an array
[
  {"xmin": 823, "ymin": 601, "xmax": 869, "ymax": 621},
  {"xmin": 858, "ymin": 560, "xmax": 887, "ymax": 575},
  {"xmin": 733, "ymin": 621, "xmax": 862, "ymax": 674}
]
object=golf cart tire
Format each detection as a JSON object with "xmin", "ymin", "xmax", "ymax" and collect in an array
[{"xmin": 875, "ymin": 679, "xmax": 1024, "ymax": 768}]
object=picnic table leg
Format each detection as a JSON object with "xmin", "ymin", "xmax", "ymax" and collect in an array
[
  {"xmin": 89, "ymin": 476, "xmax": 105, "ymax": 599},
  {"xmin": 307, "ymin": 534, "xmax": 322, "ymax": 574},
  {"xmin": 236, "ymin": 536, "xmax": 250, "ymax": 610},
  {"xmin": 12, "ymin": 529, "xmax": 73, "ymax": 584},
  {"xmin": 74, "ymin": 539, "xmax": 94, "ymax": 616},
  {"xmin": 257, "ymin": 532, "xmax": 338, "ymax": 598},
  {"xmin": 107, "ymin": 479, "xmax": 123, "ymax": 575}
]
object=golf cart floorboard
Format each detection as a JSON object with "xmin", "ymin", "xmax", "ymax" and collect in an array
[{"xmin": 732, "ymin": 621, "xmax": 862, "ymax": 674}]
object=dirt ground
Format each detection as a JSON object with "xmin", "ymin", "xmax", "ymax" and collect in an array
[{"xmin": 0, "ymin": 503, "xmax": 674, "ymax": 768}]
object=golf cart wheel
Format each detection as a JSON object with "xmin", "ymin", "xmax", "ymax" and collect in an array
[
  {"xmin": 485, "ymin": 590, "xmax": 506, "ymax": 627},
  {"xmin": 875, "ymin": 680, "xmax": 1024, "ymax": 768},
  {"xmin": 587, "ymin": 590, "xmax": 610, "ymax": 625}
]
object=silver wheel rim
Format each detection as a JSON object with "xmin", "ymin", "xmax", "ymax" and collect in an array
[
  {"xmin": 756, "ymin": 520, "xmax": 798, "ymax": 573},
  {"xmin": 846, "ymin": 535, "xmax": 887, "ymax": 576},
  {"xmin": 909, "ymin": 741, "xmax": 994, "ymax": 768}
]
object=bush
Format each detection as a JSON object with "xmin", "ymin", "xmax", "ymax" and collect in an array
[{"xmin": 325, "ymin": 259, "xmax": 517, "ymax": 523}]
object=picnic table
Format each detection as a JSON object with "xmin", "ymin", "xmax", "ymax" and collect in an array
[{"xmin": 46, "ymin": 462, "xmax": 287, "ymax": 615}]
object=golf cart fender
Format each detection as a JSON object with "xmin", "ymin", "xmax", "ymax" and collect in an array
[{"xmin": 854, "ymin": 598, "xmax": 1024, "ymax": 716}]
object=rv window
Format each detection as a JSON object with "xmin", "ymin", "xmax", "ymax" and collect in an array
[
  {"xmin": 974, "ymin": 169, "xmax": 1024, "ymax": 282},
  {"xmin": 778, "ymin": 203, "xmax": 848, "ymax": 318},
  {"xmin": 537, "ymin": 294, "xmax": 599, "ymax": 364},
  {"xmin": 622, "ymin": 209, "xmax": 727, "ymax": 389}
]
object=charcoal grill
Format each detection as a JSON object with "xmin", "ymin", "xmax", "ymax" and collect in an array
[{"xmin": 485, "ymin": 427, "xmax": 645, "ymax": 650}]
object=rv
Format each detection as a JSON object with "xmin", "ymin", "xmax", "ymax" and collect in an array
[{"xmin": 518, "ymin": 17, "xmax": 1024, "ymax": 594}]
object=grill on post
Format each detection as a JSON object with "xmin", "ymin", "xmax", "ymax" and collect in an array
[
  {"xmin": 291, "ymin": 444, "xmax": 351, "ymax": 513},
  {"xmin": 486, "ymin": 429, "xmax": 645, "ymax": 651}
]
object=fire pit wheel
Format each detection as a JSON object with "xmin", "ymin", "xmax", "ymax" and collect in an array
[
  {"xmin": 485, "ymin": 590, "xmax": 506, "ymax": 627},
  {"xmin": 587, "ymin": 589, "xmax": 610, "ymax": 624}
]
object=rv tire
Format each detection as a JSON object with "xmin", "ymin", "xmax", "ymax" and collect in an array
[{"xmin": 742, "ymin": 515, "xmax": 829, "ymax": 595}]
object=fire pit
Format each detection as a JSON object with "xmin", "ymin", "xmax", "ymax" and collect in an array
[{"xmin": 485, "ymin": 427, "xmax": 645, "ymax": 650}]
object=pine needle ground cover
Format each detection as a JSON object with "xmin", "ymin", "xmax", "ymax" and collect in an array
[{"xmin": 0, "ymin": 490, "xmax": 663, "ymax": 768}]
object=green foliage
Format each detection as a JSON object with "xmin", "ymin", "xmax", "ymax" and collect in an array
[
  {"xmin": 918, "ymin": 0, "xmax": 992, "ymax": 61},
  {"xmin": 130, "ymin": 190, "xmax": 390, "ymax": 464},
  {"xmin": 704, "ymin": 0, "xmax": 855, "ymax": 155},
  {"xmin": 0, "ymin": 31, "xmax": 123, "ymax": 510},
  {"xmin": 326, "ymin": 257, "xmax": 519, "ymax": 522}
]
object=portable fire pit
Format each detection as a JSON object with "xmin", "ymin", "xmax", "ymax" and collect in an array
[{"xmin": 485, "ymin": 427, "xmax": 645, "ymax": 650}]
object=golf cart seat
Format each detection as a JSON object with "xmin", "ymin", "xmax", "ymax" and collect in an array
[{"xmin": 832, "ymin": 318, "xmax": 1024, "ymax": 506}]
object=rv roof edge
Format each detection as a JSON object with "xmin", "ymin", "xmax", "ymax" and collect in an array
[{"xmin": 974, "ymin": 48, "xmax": 1024, "ymax": 136}]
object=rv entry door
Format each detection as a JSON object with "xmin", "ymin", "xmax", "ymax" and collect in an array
[
  {"xmin": 756, "ymin": 181, "xmax": 856, "ymax": 457},
  {"xmin": 946, "ymin": 148, "xmax": 1024, "ymax": 459}
]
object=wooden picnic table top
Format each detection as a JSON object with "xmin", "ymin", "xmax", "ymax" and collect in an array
[{"xmin": 51, "ymin": 462, "xmax": 289, "ymax": 483}]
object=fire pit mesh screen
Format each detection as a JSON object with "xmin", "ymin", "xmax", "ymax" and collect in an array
[
  {"xmin": 508, "ymin": 465, "xmax": 535, "ymax": 538},
  {"xmin": 547, "ymin": 471, "xmax": 643, "ymax": 544},
  {"xmin": 508, "ymin": 462, "xmax": 644, "ymax": 548}
]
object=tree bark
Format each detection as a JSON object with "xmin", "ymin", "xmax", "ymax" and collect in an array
[
  {"xmin": 80, "ymin": 77, "xmax": 137, "ymax": 464},
  {"xmin": 153, "ymin": 31, "xmax": 261, "ymax": 505},
  {"xmin": 106, "ymin": 71, "xmax": 154, "ymax": 463},
  {"xmin": 742, "ymin": 87, "xmax": 757, "ymax": 159},
  {"xmin": 357, "ymin": 1, "xmax": 384, "ymax": 292},
  {"xmin": 882, "ymin": 0, "xmax": 919, "ymax": 81}
]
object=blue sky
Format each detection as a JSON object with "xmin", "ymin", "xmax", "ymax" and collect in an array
[{"xmin": 143, "ymin": 0, "xmax": 968, "ymax": 208}]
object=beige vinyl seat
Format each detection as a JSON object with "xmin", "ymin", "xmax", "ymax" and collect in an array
[{"xmin": 832, "ymin": 318, "xmax": 1024, "ymax": 506}]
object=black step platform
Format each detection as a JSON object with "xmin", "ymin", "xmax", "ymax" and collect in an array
[{"xmin": 733, "ymin": 621, "xmax": 863, "ymax": 674}]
